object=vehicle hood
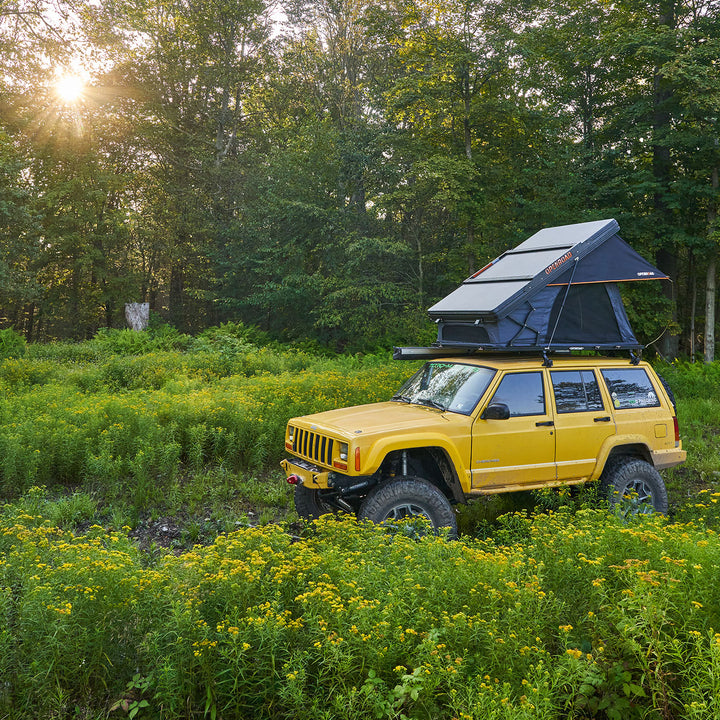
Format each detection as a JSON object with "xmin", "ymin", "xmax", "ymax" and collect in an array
[{"xmin": 290, "ymin": 401, "xmax": 463, "ymax": 438}]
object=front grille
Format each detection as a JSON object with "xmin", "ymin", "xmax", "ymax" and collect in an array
[{"xmin": 292, "ymin": 427, "xmax": 334, "ymax": 467}]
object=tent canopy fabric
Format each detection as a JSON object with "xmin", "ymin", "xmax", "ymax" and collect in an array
[
  {"xmin": 410, "ymin": 219, "xmax": 667, "ymax": 356},
  {"xmin": 428, "ymin": 219, "xmax": 667, "ymax": 322}
]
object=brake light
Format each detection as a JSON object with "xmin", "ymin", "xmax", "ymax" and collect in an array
[
  {"xmin": 673, "ymin": 416, "xmax": 680, "ymax": 444},
  {"xmin": 355, "ymin": 447, "xmax": 361, "ymax": 472}
]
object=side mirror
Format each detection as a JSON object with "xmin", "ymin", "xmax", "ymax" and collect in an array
[{"xmin": 482, "ymin": 403, "xmax": 510, "ymax": 420}]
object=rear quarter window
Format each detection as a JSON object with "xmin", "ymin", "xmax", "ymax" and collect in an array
[{"xmin": 601, "ymin": 368, "xmax": 660, "ymax": 409}]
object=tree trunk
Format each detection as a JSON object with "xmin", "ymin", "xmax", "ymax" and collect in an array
[
  {"xmin": 463, "ymin": 65, "xmax": 472, "ymax": 161},
  {"xmin": 415, "ymin": 231, "xmax": 424, "ymax": 311},
  {"xmin": 705, "ymin": 164, "xmax": 718, "ymax": 363},
  {"xmin": 169, "ymin": 265, "xmax": 185, "ymax": 330},
  {"xmin": 706, "ymin": 259, "xmax": 716, "ymax": 363},
  {"xmin": 690, "ymin": 255, "xmax": 696, "ymax": 362},
  {"xmin": 25, "ymin": 303, "xmax": 35, "ymax": 343},
  {"xmin": 653, "ymin": 0, "xmax": 678, "ymax": 359}
]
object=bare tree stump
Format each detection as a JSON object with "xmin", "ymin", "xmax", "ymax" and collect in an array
[{"xmin": 125, "ymin": 303, "xmax": 150, "ymax": 331}]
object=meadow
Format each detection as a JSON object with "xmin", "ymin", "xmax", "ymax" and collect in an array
[
  {"xmin": 1, "ymin": 324, "xmax": 720, "ymax": 719},
  {"xmin": 0, "ymin": 324, "xmax": 413, "ymax": 534}
]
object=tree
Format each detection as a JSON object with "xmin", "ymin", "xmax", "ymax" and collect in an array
[
  {"xmin": 0, "ymin": 131, "xmax": 42, "ymax": 336},
  {"xmin": 663, "ymin": 21, "xmax": 720, "ymax": 361},
  {"xmin": 83, "ymin": 0, "xmax": 273, "ymax": 330},
  {"xmin": 521, "ymin": 0, "xmax": 720, "ymax": 358}
]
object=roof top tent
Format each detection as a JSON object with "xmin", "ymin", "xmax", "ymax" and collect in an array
[{"xmin": 394, "ymin": 219, "xmax": 668, "ymax": 362}]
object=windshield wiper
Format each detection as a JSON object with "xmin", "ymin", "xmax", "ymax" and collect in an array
[
  {"xmin": 416, "ymin": 398, "xmax": 447, "ymax": 411},
  {"xmin": 391, "ymin": 394, "xmax": 412, "ymax": 403}
]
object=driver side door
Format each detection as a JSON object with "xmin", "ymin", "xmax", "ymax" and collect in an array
[{"xmin": 471, "ymin": 370, "xmax": 557, "ymax": 490}]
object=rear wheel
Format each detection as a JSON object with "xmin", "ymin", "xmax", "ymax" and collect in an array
[
  {"xmin": 359, "ymin": 477, "xmax": 457, "ymax": 537},
  {"xmin": 600, "ymin": 458, "xmax": 668, "ymax": 516}
]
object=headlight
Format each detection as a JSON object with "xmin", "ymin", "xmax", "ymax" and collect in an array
[
  {"xmin": 288, "ymin": 426, "xmax": 295, "ymax": 443},
  {"xmin": 339, "ymin": 443, "xmax": 348, "ymax": 461}
]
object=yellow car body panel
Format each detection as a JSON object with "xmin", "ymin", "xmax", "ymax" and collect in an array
[{"xmin": 282, "ymin": 355, "xmax": 686, "ymax": 500}]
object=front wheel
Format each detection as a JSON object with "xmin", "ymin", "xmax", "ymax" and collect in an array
[
  {"xmin": 359, "ymin": 477, "xmax": 457, "ymax": 537},
  {"xmin": 600, "ymin": 458, "xmax": 668, "ymax": 516},
  {"xmin": 294, "ymin": 485, "xmax": 336, "ymax": 519}
]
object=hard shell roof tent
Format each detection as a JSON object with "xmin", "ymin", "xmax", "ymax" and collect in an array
[{"xmin": 395, "ymin": 219, "xmax": 668, "ymax": 362}]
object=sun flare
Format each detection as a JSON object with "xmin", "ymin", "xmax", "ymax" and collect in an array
[{"xmin": 55, "ymin": 74, "xmax": 86, "ymax": 103}]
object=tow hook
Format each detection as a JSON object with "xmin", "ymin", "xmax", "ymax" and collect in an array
[{"xmin": 286, "ymin": 474, "xmax": 303, "ymax": 485}]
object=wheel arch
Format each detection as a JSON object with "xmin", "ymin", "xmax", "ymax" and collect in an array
[
  {"xmin": 377, "ymin": 447, "xmax": 466, "ymax": 505},
  {"xmin": 596, "ymin": 442, "xmax": 653, "ymax": 479}
]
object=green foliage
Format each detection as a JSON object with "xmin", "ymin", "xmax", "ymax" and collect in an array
[
  {"xmin": 0, "ymin": 340, "xmax": 715, "ymax": 521},
  {"xmin": 0, "ymin": 328, "xmax": 25, "ymax": 360},
  {"xmin": 13, "ymin": 485, "xmax": 97, "ymax": 530},
  {"xmin": 654, "ymin": 360, "xmax": 720, "ymax": 400},
  {"xmin": 0, "ymin": 339, "xmax": 412, "ymax": 509},
  {"xmin": 651, "ymin": 361, "xmax": 720, "ymax": 481},
  {"xmin": 1, "ymin": 0, "xmax": 718, "ymax": 352},
  {"xmin": 0, "ymin": 357, "xmax": 56, "ymax": 387},
  {"xmin": 3, "ymin": 505, "xmax": 720, "ymax": 718},
  {"xmin": 191, "ymin": 321, "xmax": 272, "ymax": 353},
  {"xmin": 0, "ymin": 342, "xmax": 718, "ymax": 717},
  {"xmin": 89, "ymin": 325, "xmax": 193, "ymax": 355}
]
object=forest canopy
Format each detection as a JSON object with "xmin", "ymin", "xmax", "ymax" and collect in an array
[{"xmin": 0, "ymin": 0, "xmax": 718, "ymax": 357}]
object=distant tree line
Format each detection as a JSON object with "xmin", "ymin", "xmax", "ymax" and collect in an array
[{"xmin": 0, "ymin": 0, "xmax": 719, "ymax": 357}]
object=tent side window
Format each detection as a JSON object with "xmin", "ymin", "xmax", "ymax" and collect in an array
[{"xmin": 548, "ymin": 285, "xmax": 621, "ymax": 343}]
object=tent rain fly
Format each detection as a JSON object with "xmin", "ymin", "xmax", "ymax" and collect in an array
[{"xmin": 395, "ymin": 219, "xmax": 668, "ymax": 360}]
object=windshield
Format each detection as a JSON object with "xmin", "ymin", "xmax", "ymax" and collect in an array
[{"xmin": 392, "ymin": 362, "xmax": 496, "ymax": 415}]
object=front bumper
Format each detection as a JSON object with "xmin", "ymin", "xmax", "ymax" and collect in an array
[{"xmin": 280, "ymin": 458, "xmax": 331, "ymax": 489}]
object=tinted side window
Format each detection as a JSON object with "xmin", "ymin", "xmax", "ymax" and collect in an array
[
  {"xmin": 601, "ymin": 368, "xmax": 660, "ymax": 409},
  {"xmin": 551, "ymin": 370, "xmax": 604, "ymax": 413},
  {"xmin": 490, "ymin": 372, "xmax": 545, "ymax": 417}
]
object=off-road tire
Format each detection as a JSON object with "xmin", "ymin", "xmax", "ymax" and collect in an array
[
  {"xmin": 359, "ymin": 477, "xmax": 457, "ymax": 537},
  {"xmin": 294, "ymin": 485, "xmax": 335, "ymax": 519},
  {"xmin": 600, "ymin": 457, "xmax": 668, "ymax": 515}
]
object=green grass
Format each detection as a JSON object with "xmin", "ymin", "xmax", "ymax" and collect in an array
[
  {"xmin": 0, "ymin": 334, "xmax": 414, "ymax": 513},
  {"xmin": 1, "ymin": 336, "xmax": 720, "ymax": 718}
]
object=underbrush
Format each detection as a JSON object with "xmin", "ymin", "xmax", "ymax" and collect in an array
[
  {"xmin": 0, "ymin": 339, "xmax": 718, "ymax": 534},
  {"xmin": 0, "ymin": 334, "xmax": 412, "ymax": 510},
  {"xmin": 2, "ymin": 504, "xmax": 720, "ymax": 719}
]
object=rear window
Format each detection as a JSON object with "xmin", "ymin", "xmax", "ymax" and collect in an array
[{"xmin": 601, "ymin": 368, "xmax": 660, "ymax": 409}]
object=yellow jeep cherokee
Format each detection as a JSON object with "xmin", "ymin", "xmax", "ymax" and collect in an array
[{"xmin": 281, "ymin": 355, "xmax": 685, "ymax": 535}]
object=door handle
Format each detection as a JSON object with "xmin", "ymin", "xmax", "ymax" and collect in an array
[
  {"xmin": 594, "ymin": 416, "xmax": 612, "ymax": 422},
  {"xmin": 535, "ymin": 420, "xmax": 554, "ymax": 427}
]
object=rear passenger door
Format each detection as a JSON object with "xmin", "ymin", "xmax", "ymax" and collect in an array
[{"xmin": 550, "ymin": 369, "xmax": 616, "ymax": 482}]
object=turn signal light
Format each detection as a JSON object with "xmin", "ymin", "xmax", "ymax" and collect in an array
[{"xmin": 355, "ymin": 447, "xmax": 361, "ymax": 471}]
